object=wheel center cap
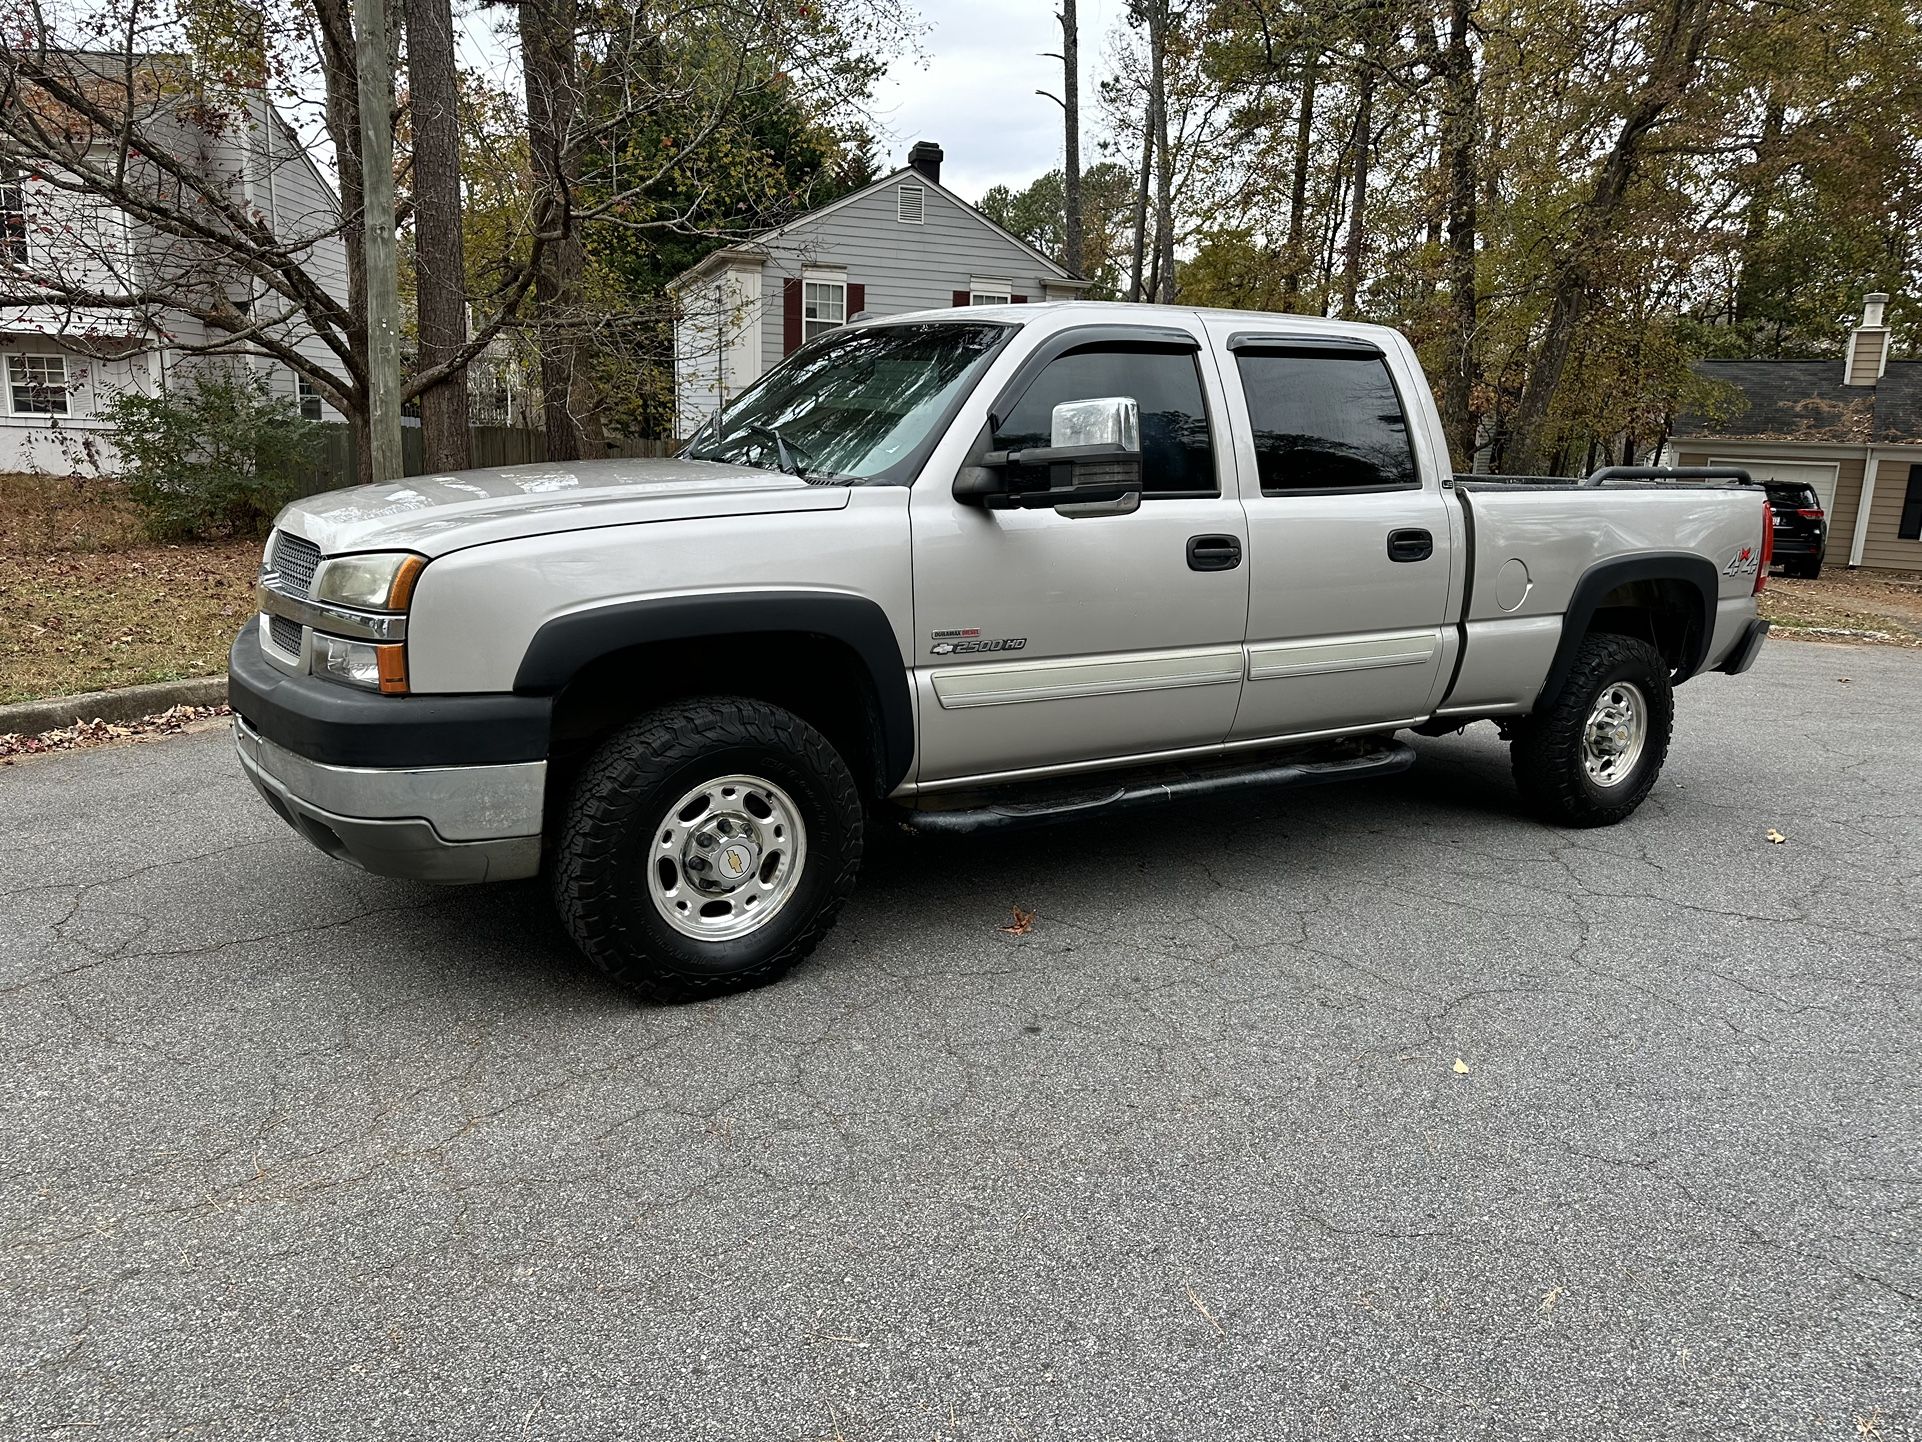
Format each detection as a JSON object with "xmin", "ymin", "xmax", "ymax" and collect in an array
[{"xmin": 715, "ymin": 843, "xmax": 756, "ymax": 881}]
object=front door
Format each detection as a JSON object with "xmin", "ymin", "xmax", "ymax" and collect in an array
[
  {"xmin": 909, "ymin": 326, "xmax": 1250, "ymax": 786},
  {"xmin": 1208, "ymin": 325, "xmax": 1454, "ymax": 741}
]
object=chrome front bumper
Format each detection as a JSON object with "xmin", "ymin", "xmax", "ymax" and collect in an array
[{"xmin": 234, "ymin": 716, "xmax": 545, "ymax": 883}]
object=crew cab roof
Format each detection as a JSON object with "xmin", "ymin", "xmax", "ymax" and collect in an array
[{"xmin": 862, "ymin": 299, "xmax": 1407, "ymax": 348}]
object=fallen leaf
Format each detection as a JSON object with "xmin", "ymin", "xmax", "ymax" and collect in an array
[
  {"xmin": 1540, "ymin": 1285, "xmax": 1565, "ymax": 1313},
  {"xmin": 1837, "ymin": 677, "xmax": 1852, "ymax": 683},
  {"xmin": 998, "ymin": 906, "xmax": 1036, "ymax": 936},
  {"xmin": 1452, "ymin": 1057, "xmax": 1471, "ymax": 1074},
  {"xmin": 1766, "ymin": 828, "xmax": 1787, "ymax": 845}
]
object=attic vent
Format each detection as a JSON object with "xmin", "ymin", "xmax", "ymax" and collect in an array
[{"xmin": 897, "ymin": 183, "xmax": 925, "ymax": 225}]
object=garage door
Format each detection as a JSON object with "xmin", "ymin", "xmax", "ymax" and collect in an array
[{"xmin": 1711, "ymin": 456, "xmax": 1841, "ymax": 514}]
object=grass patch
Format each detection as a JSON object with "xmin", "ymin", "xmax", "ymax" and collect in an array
[{"xmin": 1, "ymin": 473, "xmax": 258, "ymax": 704}]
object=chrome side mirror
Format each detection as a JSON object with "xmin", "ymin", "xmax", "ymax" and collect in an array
[{"xmin": 1050, "ymin": 396, "xmax": 1140, "ymax": 452}]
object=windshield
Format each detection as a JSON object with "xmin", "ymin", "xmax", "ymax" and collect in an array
[{"xmin": 687, "ymin": 321, "xmax": 1010, "ymax": 481}]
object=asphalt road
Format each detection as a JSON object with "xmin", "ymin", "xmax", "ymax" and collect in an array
[{"xmin": 4, "ymin": 639, "xmax": 1918, "ymax": 1440}]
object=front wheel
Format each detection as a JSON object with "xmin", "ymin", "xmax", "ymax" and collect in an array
[
  {"xmin": 1510, "ymin": 634, "xmax": 1673, "ymax": 827},
  {"xmin": 552, "ymin": 697, "xmax": 864, "ymax": 1002}
]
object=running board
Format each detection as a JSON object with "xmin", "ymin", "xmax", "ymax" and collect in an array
[{"xmin": 899, "ymin": 739, "xmax": 1416, "ymax": 836}]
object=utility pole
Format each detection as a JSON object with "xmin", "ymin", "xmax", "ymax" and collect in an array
[{"xmin": 352, "ymin": 0, "xmax": 404, "ymax": 480}]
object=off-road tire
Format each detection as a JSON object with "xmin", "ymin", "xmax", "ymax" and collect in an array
[
  {"xmin": 552, "ymin": 698, "xmax": 863, "ymax": 1002},
  {"xmin": 1510, "ymin": 633, "xmax": 1673, "ymax": 828}
]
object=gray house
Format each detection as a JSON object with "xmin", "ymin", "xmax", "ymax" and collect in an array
[{"xmin": 668, "ymin": 142, "xmax": 1091, "ymax": 438}]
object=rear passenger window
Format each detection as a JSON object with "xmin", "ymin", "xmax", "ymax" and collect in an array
[
  {"xmin": 1234, "ymin": 350, "xmax": 1417, "ymax": 494},
  {"xmin": 994, "ymin": 344, "xmax": 1216, "ymax": 496}
]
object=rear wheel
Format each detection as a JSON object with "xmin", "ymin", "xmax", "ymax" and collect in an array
[
  {"xmin": 1794, "ymin": 558, "xmax": 1822, "ymax": 580},
  {"xmin": 552, "ymin": 697, "xmax": 863, "ymax": 1002},
  {"xmin": 1511, "ymin": 634, "xmax": 1673, "ymax": 827}
]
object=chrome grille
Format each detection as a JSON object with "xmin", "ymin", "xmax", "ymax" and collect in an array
[
  {"xmin": 268, "ymin": 613, "xmax": 302, "ymax": 656},
  {"xmin": 270, "ymin": 532, "xmax": 322, "ymax": 598}
]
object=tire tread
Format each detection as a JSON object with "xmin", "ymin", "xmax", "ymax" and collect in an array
[
  {"xmin": 551, "ymin": 698, "xmax": 862, "ymax": 1002},
  {"xmin": 1510, "ymin": 633, "xmax": 1673, "ymax": 828}
]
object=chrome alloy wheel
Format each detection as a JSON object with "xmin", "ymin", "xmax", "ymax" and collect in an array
[
  {"xmin": 1582, "ymin": 681, "xmax": 1648, "ymax": 788},
  {"xmin": 646, "ymin": 774, "xmax": 807, "ymax": 940}
]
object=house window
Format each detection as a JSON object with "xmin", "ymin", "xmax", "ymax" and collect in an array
[
  {"xmin": 802, "ymin": 273, "xmax": 846, "ymax": 342},
  {"xmin": 896, "ymin": 184, "xmax": 925, "ymax": 225},
  {"xmin": 969, "ymin": 278, "xmax": 1012, "ymax": 306},
  {"xmin": 1899, "ymin": 464, "xmax": 1922, "ymax": 542},
  {"xmin": 297, "ymin": 376, "xmax": 323, "ymax": 421},
  {"xmin": 1, "ymin": 173, "xmax": 26, "ymax": 265},
  {"xmin": 7, "ymin": 354, "xmax": 69, "ymax": 416}
]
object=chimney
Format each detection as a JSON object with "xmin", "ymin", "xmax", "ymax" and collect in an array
[
  {"xmin": 1844, "ymin": 291, "xmax": 1891, "ymax": 387},
  {"xmin": 907, "ymin": 141, "xmax": 944, "ymax": 186}
]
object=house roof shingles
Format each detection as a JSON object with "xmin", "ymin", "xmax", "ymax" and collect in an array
[{"xmin": 1676, "ymin": 358, "xmax": 1922, "ymax": 446}]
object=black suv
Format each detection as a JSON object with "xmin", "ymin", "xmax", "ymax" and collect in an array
[{"xmin": 1765, "ymin": 482, "xmax": 1828, "ymax": 579}]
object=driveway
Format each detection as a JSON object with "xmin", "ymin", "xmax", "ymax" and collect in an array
[{"xmin": 3, "ymin": 640, "xmax": 1918, "ymax": 1439}]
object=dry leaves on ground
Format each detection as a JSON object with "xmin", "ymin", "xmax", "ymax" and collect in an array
[
  {"xmin": 1766, "ymin": 828, "xmax": 1788, "ymax": 845},
  {"xmin": 0, "ymin": 704, "xmax": 231, "ymax": 761},
  {"xmin": 998, "ymin": 906, "xmax": 1037, "ymax": 936}
]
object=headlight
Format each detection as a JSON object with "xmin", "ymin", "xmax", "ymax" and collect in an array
[
  {"xmin": 315, "ymin": 634, "xmax": 408, "ymax": 694},
  {"xmin": 311, "ymin": 552, "xmax": 426, "ymax": 612}
]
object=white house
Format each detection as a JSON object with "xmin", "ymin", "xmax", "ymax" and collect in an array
[
  {"xmin": 1, "ymin": 56, "xmax": 349, "ymax": 475},
  {"xmin": 667, "ymin": 142, "xmax": 1093, "ymax": 440}
]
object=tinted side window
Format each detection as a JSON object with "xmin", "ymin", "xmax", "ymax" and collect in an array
[
  {"xmin": 994, "ymin": 345, "xmax": 1216, "ymax": 496},
  {"xmin": 1235, "ymin": 352, "xmax": 1417, "ymax": 493}
]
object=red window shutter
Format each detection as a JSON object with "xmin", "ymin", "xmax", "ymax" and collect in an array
[
  {"xmin": 952, "ymin": 289, "xmax": 970, "ymax": 308},
  {"xmin": 848, "ymin": 282, "xmax": 866, "ymax": 318},
  {"xmin": 783, "ymin": 277, "xmax": 802, "ymax": 353},
  {"xmin": 1011, "ymin": 294, "xmax": 1028, "ymax": 304}
]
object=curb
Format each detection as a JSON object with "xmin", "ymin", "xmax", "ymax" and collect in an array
[{"xmin": 0, "ymin": 675, "xmax": 228, "ymax": 737}]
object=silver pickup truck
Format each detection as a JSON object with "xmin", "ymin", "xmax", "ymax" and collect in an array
[{"xmin": 231, "ymin": 303, "xmax": 1772, "ymax": 999}]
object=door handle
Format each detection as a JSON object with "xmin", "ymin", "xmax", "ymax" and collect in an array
[
  {"xmin": 1187, "ymin": 534, "xmax": 1242, "ymax": 572},
  {"xmin": 1387, "ymin": 528, "xmax": 1433, "ymax": 563}
]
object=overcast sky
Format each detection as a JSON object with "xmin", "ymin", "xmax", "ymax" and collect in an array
[{"xmin": 860, "ymin": 0, "xmax": 1131, "ymax": 202}]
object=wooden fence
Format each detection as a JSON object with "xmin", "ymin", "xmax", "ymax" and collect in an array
[{"xmin": 310, "ymin": 425, "xmax": 674, "ymax": 490}]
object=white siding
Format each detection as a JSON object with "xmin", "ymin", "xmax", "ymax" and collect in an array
[
  {"xmin": 0, "ymin": 342, "xmax": 157, "ymax": 474},
  {"xmin": 755, "ymin": 173, "xmax": 1068, "ymax": 367},
  {"xmin": 673, "ymin": 260, "xmax": 765, "ymax": 439}
]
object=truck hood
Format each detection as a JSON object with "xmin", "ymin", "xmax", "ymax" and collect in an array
[{"xmin": 273, "ymin": 456, "xmax": 851, "ymax": 557}]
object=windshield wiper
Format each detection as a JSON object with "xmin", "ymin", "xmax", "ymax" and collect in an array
[{"xmin": 744, "ymin": 424, "xmax": 813, "ymax": 479}]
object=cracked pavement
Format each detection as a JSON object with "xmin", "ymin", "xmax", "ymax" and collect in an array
[{"xmin": 2, "ymin": 639, "xmax": 1918, "ymax": 1439}]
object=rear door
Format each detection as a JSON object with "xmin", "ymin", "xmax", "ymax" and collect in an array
[
  {"xmin": 1207, "ymin": 324, "xmax": 1454, "ymax": 741},
  {"xmin": 909, "ymin": 321, "xmax": 1250, "ymax": 786}
]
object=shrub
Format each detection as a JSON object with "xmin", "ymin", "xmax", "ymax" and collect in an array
[{"xmin": 104, "ymin": 367, "xmax": 324, "ymax": 541}]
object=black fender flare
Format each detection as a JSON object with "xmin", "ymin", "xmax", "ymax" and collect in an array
[
  {"xmin": 514, "ymin": 591, "xmax": 915, "ymax": 791},
  {"xmin": 1537, "ymin": 552, "xmax": 1720, "ymax": 709}
]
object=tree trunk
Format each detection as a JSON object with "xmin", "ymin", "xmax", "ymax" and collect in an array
[
  {"xmin": 1128, "ymin": 102, "xmax": 1152, "ymax": 302},
  {"xmin": 1437, "ymin": 0, "xmax": 1479, "ymax": 468},
  {"xmin": 1732, "ymin": 97, "xmax": 1784, "ymax": 327},
  {"xmin": 407, "ymin": 0, "xmax": 471, "ymax": 472},
  {"xmin": 312, "ymin": 0, "xmax": 373, "ymax": 484},
  {"xmin": 521, "ymin": 0, "xmax": 591, "ymax": 462},
  {"xmin": 1505, "ymin": 0, "xmax": 1710, "ymax": 474},
  {"xmin": 1061, "ymin": 0, "xmax": 1084, "ymax": 276},
  {"xmin": 1283, "ymin": 56, "xmax": 1317, "ymax": 304},
  {"xmin": 1147, "ymin": 0, "xmax": 1175, "ymax": 301},
  {"xmin": 1339, "ymin": 65, "xmax": 1374, "ymax": 317}
]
